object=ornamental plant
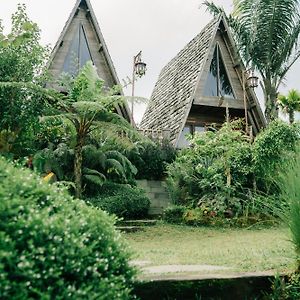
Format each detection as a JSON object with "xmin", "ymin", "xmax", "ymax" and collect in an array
[
  {"xmin": 0, "ymin": 157, "xmax": 136, "ymax": 299},
  {"xmin": 165, "ymin": 119, "xmax": 299, "ymax": 222}
]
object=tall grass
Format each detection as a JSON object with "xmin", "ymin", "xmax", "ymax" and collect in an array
[{"xmin": 280, "ymin": 151, "xmax": 300, "ymax": 270}]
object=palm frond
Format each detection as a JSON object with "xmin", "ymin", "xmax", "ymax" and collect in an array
[
  {"xmin": 202, "ymin": 1, "xmax": 225, "ymax": 16},
  {"xmin": 105, "ymin": 158, "xmax": 126, "ymax": 178}
]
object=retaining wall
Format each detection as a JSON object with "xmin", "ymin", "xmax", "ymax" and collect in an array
[{"xmin": 136, "ymin": 180, "xmax": 171, "ymax": 215}]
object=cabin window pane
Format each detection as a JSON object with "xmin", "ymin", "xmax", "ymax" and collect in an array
[
  {"xmin": 79, "ymin": 25, "xmax": 93, "ymax": 68},
  {"xmin": 177, "ymin": 126, "xmax": 191, "ymax": 148},
  {"xmin": 218, "ymin": 50, "xmax": 234, "ymax": 98},
  {"xmin": 62, "ymin": 25, "xmax": 93, "ymax": 76},
  {"xmin": 63, "ymin": 26, "xmax": 80, "ymax": 76},
  {"xmin": 203, "ymin": 45, "xmax": 235, "ymax": 99},
  {"xmin": 203, "ymin": 47, "xmax": 218, "ymax": 97}
]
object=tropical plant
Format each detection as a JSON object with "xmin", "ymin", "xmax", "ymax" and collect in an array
[
  {"xmin": 0, "ymin": 157, "xmax": 136, "ymax": 299},
  {"xmin": 48, "ymin": 61, "xmax": 132, "ymax": 198},
  {"xmin": 278, "ymin": 89, "xmax": 300, "ymax": 124},
  {"xmin": 204, "ymin": 0, "xmax": 300, "ymax": 122},
  {"xmin": 127, "ymin": 138, "xmax": 177, "ymax": 180},
  {"xmin": 165, "ymin": 119, "xmax": 299, "ymax": 222}
]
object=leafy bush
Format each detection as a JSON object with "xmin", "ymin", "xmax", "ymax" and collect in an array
[
  {"xmin": 163, "ymin": 205, "xmax": 186, "ymax": 224},
  {"xmin": 0, "ymin": 157, "xmax": 136, "ymax": 299},
  {"xmin": 278, "ymin": 148, "xmax": 300, "ymax": 271},
  {"xmin": 253, "ymin": 120, "xmax": 300, "ymax": 193},
  {"xmin": 127, "ymin": 139, "xmax": 176, "ymax": 180},
  {"xmin": 165, "ymin": 120, "xmax": 299, "ymax": 222},
  {"xmin": 270, "ymin": 273, "xmax": 300, "ymax": 300},
  {"xmin": 87, "ymin": 182, "xmax": 150, "ymax": 219},
  {"xmin": 166, "ymin": 121, "xmax": 251, "ymax": 212}
]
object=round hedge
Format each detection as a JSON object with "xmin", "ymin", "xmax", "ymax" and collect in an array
[
  {"xmin": 0, "ymin": 157, "xmax": 136, "ymax": 299},
  {"xmin": 87, "ymin": 182, "xmax": 150, "ymax": 219}
]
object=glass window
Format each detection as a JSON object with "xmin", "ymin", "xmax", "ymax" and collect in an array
[
  {"xmin": 63, "ymin": 26, "xmax": 80, "ymax": 76},
  {"xmin": 194, "ymin": 126, "xmax": 205, "ymax": 133},
  {"xmin": 63, "ymin": 25, "xmax": 93, "ymax": 76},
  {"xmin": 203, "ymin": 45, "xmax": 235, "ymax": 99},
  {"xmin": 79, "ymin": 25, "xmax": 93, "ymax": 68},
  {"xmin": 203, "ymin": 47, "xmax": 218, "ymax": 97},
  {"xmin": 218, "ymin": 50, "xmax": 234, "ymax": 98},
  {"xmin": 177, "ymin": 126, "xmax": 191, "ymax": 148}
]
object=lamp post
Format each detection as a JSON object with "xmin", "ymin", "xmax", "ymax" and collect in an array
[
  {"xmin": 243, "ymin": 69, "xmax": 259, "ymax": 133},
  {"xmin": 131, "ymin": 51, "xmax": 147, "ymax": 126}
]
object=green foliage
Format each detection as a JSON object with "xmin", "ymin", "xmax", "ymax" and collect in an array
[
  {"xmin": 87, "ymin": 182, "xmax": 150, "ymax": 219},
  {"xmin": 166, "ymin": 121, "xmax": 250, "ymax": 213},
  {"xmin": 166, "ymin": 120, "xmax": 299, "ymax": 223},
  {"xmin": 45, "ymin": 61, "xmax": 132, "ymax": 198},
  {"xmin": 278, "ymin": 149, "xmax": 300, "ymax": 269},
  {"xmin": 253, "ymin": 120, "xmax": 299, "ymax": 192},
  {"xmin": 270, "ymin": 273, "xmax": 300, "ymax": 300},
  {"xmin": 278, "ymin": 89, "xmax": 300, "ymax": 124},
  {"xmin": 0, "ymin": 4, "xmax": 51, "ymax": 156},
  {"xmin": 0, "ymin": 157, "xmax": 136, "ymax": 299},
  {"xmin": 163, "ymin": 205, "xmax": 186, "ymax": 224},
  {"xmin": 127, "ymin": 138, "xmax": 177, "ymax": 180}
]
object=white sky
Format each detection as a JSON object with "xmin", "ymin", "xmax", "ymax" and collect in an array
[{"xmin": 0, "ymin": 0, "xmax": 299, "ymax": 122}]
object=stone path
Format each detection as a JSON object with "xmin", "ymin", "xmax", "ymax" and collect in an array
[
  {"xmin": 130, "ymin": 260, "xmax": 276, "ymax": 281},
  {"xmin": 143, "ymin": 264, "xmax": 231, "ymax": 274}
]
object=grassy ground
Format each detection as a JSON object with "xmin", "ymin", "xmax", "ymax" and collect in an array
[{"xmin": 124, "ymin": 223, "xmax": 295, "ymax": 274}]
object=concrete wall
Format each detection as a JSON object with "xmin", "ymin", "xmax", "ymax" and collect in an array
[{"xmin": 136, "ymin": 180, "xmax": 171, "ymax": 215}]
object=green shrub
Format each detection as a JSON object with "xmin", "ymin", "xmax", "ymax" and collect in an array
[
  {"xmin": 165, "ymin": 120, "xmax": 299, "ymax": 223},
  {"xmin": 0, "ymin": 157, "xmax": 136, "ymax": 299},
  {"xmin": 163, "ymin": 205, "xmax": 186, "ymax": 224},
  {"xmin": 253, "ymin": 120, "xmax": 299, "ymax": 193},
  {"xmin": 270, "ymin": 273, "xmax": 300, "ymax": 300},
  {"xmin": 279, "ymin": 149, "xmax": 300, "ymax": 270},
  {"xmin": 128, "ymin": 139, "xmax": 176, "ymax": 180},
  {"xmin": 87, "ymin": 182, "xmax": 150, "ymax": 219}
]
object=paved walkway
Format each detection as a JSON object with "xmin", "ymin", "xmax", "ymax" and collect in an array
[{"xmin": 130, "ymin": 260, "xmax": 276, "ymax": 281}]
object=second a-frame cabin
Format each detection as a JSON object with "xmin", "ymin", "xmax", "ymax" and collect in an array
[
  {"xmin": 140, "ymin": 15, "xmax": 266, "ymax": 148},
  {"xmin": 47, "ymin": 0, "xmax": 130, "ymax": 121}
]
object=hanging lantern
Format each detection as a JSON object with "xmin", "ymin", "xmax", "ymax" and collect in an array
[
  {"xmin": 135, "ymin": 61, "xmax": 147, "ymax": 77},
  {"xmin": 247, "ymin": 71, "xmax": 259, "ymax": 88}
]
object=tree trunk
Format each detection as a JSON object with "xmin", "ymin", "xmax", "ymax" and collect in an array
[
  {"xmin": 264, "ymin": 80, "xmax": 279, "ymax": 123},
  {"xmin": 288, "ymin": 110, "xmax": 295, "ymax": 124},
  {"xmin": 74, "ymin": 137, "xmax": 84, "ymax": 199}
]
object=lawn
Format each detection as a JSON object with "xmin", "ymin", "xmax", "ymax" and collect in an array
[{"xmin": 124, "ymin": 223, "xmax": 295, "ymax": 276}]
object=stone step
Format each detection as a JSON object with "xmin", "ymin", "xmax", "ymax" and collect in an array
[
  {"xmin": 116, "ymin": 226, "xmax": 145, "ymax": 233},
  {"xmin": 118, "ymin": 219, "xmax": 158, "ymax": 227}
]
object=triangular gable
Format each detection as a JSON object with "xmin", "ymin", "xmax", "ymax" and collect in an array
[
  {"xmin": 141, "ymin": 15, "xmax": 265, "ymax": 147},
  {"xmin": 48, "ymin": 0, "xmax": 130, "ymax": 121}
]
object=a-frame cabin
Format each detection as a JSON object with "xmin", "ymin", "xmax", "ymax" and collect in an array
[
  {"xmin": 140, "ymin": 15, "xmax": 266, "ymax": 148},
  {"xmin": 47, "ymin": 0, "xmax": 130, "ymax": 122}
]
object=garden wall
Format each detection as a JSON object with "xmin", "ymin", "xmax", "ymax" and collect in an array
[{"xmin": 136, "ymin": 180, "xmax": 171, "ymax": 215}]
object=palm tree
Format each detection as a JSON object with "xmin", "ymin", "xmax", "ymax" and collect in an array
[
  {"xmin": 204, "ymin": 0, "xmax": 300, "ymax": 123},
  {"xmin": 278, "ymin": 89, "xmax": 300, "ymax": 124}
]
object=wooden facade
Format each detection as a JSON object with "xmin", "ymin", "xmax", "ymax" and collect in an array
[
  {"xmin": 140, "ymin": 15, "xmax": 266, "ymax": 147},
  {"xmin": 47, "ymin": 0, "xmax": 130, "ymax": 122}
]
